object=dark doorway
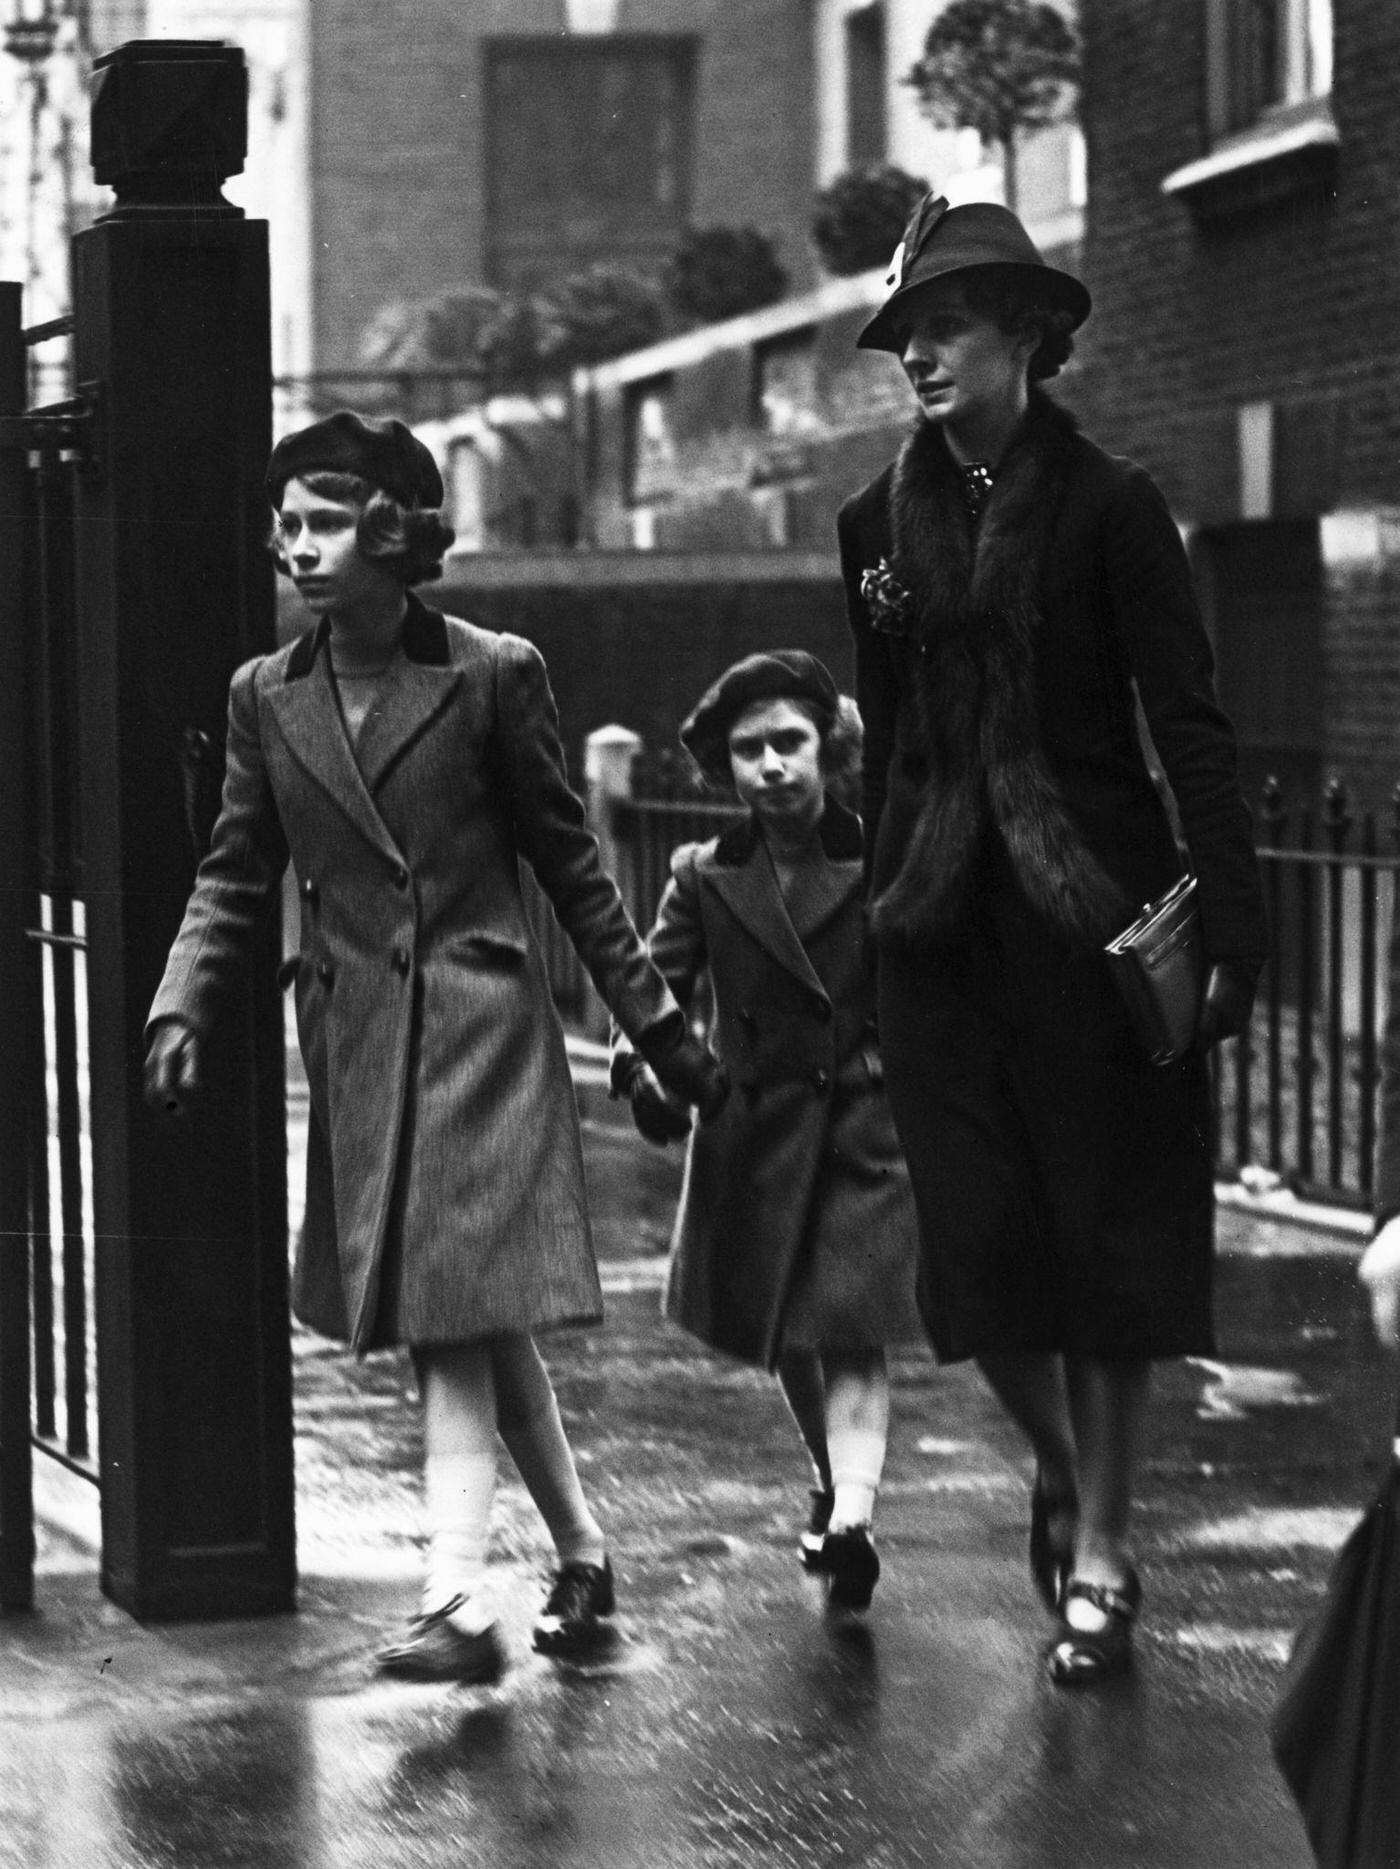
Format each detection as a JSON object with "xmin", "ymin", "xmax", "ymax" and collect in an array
[{"xmin": 1195, "ymin": 516, "xmax": 1324, "ymax": 812}]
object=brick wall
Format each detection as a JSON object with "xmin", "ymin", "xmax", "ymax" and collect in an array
[
  {"xmin": 306, "ymin": 0, "xmax": 817, "ymax": 375},
  {"xmin": 1075, "ymin": 0, "xmax": 1400, "ymax": 806},
  {"xmin": 1075, "ymin": 0, "xmax": 1400, "ymax": 508}
]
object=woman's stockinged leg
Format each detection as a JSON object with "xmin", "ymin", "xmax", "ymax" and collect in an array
[
  {"xmin": 415, "ymin": 1342, "xmax": 500, "ymax": 1635},
  {"xmin": 491, "ymin": 1333, "xmax": 606, "ymax": 1570},
  {"xmin": 777, "ymin": 1349, "xmax": 832, "ymax": 1494},
  {"xmin": 822, "ymin": 1348, "xmax": 890, "ymax": 1532},
  {"xmin": 975, "ymin": 1351, "xmax": 1078, "ymax": 1505},
  {"xmin": 976, "ymin": 1350, "xmax": 1080, "ymax": 1607},
  {"xmin": 1063, "ymin": 1356, "xmax": 1150, "ymax": 1589}
]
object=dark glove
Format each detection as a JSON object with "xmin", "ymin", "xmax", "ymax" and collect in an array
[
  {"xmin": 629, "ymin": 1069, "xmax": 694, "ymax": 1147},
  {"xmin": 639, "ymin": 1024, "xmax": 729, "ymax": 1122},
  {"xmin": 143, "ymin": 1018, "xmax": 202, "ymax": 1115},
  {"xmin": 1195, "ymin": 959, "xmax": 1262, "ymax": 1050}
]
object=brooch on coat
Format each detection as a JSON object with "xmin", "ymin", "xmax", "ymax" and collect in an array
[{"xmin": 860, "ymin": 558, "xmax": 914, "ymax": 636}]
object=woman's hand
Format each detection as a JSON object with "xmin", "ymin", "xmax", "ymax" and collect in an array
[
  {"xmin": 144, "ymin": 1018, "xmax": 202, "ymax": 1116},
  {"xmin": 628, "ymin": 1065, "xmax": 693, "ymax": 1147},
  {"xmin": 1359, "ymin": 1217, "xmax": 1400, "ymax": 1350},
  {"xmin": 1195, "ymin": 960, "xmax": 1262, "ymax": 1049}
]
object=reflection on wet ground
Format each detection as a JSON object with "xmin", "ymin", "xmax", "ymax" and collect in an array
[{"xmin": 2, "ymin": 1209, "xmax": 1389, "ymax": 1867}]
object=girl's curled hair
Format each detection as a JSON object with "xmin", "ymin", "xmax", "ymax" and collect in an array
[{"xmin": 271, "ymin": 469, "xmax": 455, "ymax": 585}]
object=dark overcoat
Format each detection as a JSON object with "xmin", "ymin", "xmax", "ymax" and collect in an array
[
  {"xmin": 148, "ymin": 596, "xmax": 680, "ymax": 1353},
  {"xmin": 838, "ymin": 392, "xmax": 1269, "ymax": 1362},
  {"xmin": 617, "ymin": 799, "xmax": 920, "ymax": 1370}
]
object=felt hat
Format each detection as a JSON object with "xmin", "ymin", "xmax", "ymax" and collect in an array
[
  {"xmin": 266, "ymin": 410, "xmax": 444, "ymax": 508},
  {"xmin": 856, "ymin": 192, "xmax": 1091, "ymax": 354},
  {"xmin": 681, "ymin": 651, "xmax": 838, "ymax": 784}
]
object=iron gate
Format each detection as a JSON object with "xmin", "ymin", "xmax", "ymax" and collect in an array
[
  {"xmin": 0, "ymin": 298, "xmax": 100, "ymax": 1608},
  {"xmin": 0, "ymin": 39, "xmax": 294, "ymax": 1622}
]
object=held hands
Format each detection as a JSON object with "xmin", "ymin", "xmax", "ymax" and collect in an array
[
  {"xmin": 635, "ymin": 1023, "xmax": 729, "ymax": 1128},
  {"xmin": 1359, "ymin": 1217, "xmax": 1400, "ymax": 1351},
  {"xmin": 143, "ymin": 1018, "xmax": 202, "ymax": 1116},
  {"xmin": 1195, "ymin": 959, "xmax": 1262, "ymax": 1050},
  {"xmin": 628, "ymin": 1064, "xmax": 694, "ymax": 1146}
]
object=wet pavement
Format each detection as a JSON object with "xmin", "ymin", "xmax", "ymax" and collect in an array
[{"xmin": 4, "ymin": 1047, "xmax": 1396, "ymax": 1868}]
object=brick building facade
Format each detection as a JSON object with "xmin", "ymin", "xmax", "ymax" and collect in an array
[{"xmin": 1074, "ymin": 0, "xmax": 1400, "ymax": 810}]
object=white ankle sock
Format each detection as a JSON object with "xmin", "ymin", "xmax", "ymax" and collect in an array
[
  {"xmin": 421, "ymin": 1449, "xmax": 497, "ymax": 1633},
  {"xmin": 828, "ymin": 1428, "xmax": 887, "ymax": 1532}
]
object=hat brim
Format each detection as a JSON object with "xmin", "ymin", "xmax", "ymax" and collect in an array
[{"xmin": 857, "ymin": 260, "xmax": 1092, "ymax": 354}]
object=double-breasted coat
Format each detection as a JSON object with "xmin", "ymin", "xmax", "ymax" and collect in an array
[
  {"xmin": 616, "ymin": 798, "xmax": 920, "ymax": 1371},
  {"xmin": 148, "ymin": 596, "xmax": 682, "ymax": 1353}
]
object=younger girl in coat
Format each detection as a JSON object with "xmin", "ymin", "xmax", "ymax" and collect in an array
[
  {"xmin": 144, "ymin": 412, "xmax": 724, "ymax": 1682},
  {"xmin": 614, "ymin": 652, "xmax": 921, "ymax": 1611}
]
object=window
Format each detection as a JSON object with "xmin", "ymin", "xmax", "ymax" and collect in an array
[
  {"xmin": 625, "ymin": 377, "xmax": 677, "ymax": 506},
  {"xmin": 754, "ymin": 332, "xmax": 821, "ymax": 439},
  {"xmin": 484, "ymin": 37, "xmax": 696, "ymax": 291},
  {"xmin": 844, "ymin": 4, "xmax": 887, "ymax": 169},
  {"xmin": 1206, "ymin": 0, "xmax": 1332, "ymax": 141}
]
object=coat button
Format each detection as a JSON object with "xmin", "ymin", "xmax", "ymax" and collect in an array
[
  {"xmin": 812, "ymin": 998, "xmax": 832, "ymax": 1024},
  {"xmin": 739, "ymin": 1008, "xmax": 759, "ymax": 1032},
  {"xmin": 392, "ymin": 944, "xmax": 411, "ymax": 976},
  {"xmin": 301, "ymin": 877, "xmax": 319, "ymax": 905},
  {"xmin": 811, "ymin": 1068, "xmax": 830, "ymax": 1094},
  {"xmin": 392, "ymin": 864, "xmax": 409, "ymax": 891},
  {"xmin": 316, "ymin": 959, "xmax": 334, "ymax": 986}
]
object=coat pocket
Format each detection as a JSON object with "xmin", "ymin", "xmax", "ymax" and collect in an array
[{"xmin": 445, "ymin": 929, "xmax": 531, "ymax": 968}]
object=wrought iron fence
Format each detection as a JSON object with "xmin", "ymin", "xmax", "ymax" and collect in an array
[
  {"xmin": 1211, "ymin": 777, "xmax": 1400, "ymax": 1210},
  {"xmin": 531, "ymin": 749, "xmax": 1400, "ymax": 1215}
]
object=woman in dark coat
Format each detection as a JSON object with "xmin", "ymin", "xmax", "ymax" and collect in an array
[
  {"xmin": 838, "ymin": 197, "xmax": 1268, "ymax": 1681},
  {"xmin": 613, "ymin": 653, "xmax": 921, "ymax": 1613},
  {"xmin": 144, "ymin": 412, "xmax": 724, "ymax": 1682}
]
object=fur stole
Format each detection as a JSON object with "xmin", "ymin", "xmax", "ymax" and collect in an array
[{"xmin": 871, "ymin": 392, "xmax": 1132, "ymax": 950}]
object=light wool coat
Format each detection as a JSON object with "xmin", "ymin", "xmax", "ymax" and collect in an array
[{"xmin": 149, "ymin": 596, "xmax": 679, "ymax": 1352}]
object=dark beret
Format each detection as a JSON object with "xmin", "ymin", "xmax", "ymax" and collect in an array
[
  {"xmin": 681, "ymin": 651, "xmax": 838, "ymax": 782},
  {"xmin": 266, "ymin": 410, "xmax": 444, "ymax": 509}
]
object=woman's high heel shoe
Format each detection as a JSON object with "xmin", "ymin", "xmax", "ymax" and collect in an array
[
  {"xmin": 1029, "ymin": 1470, "xmax": 1076, "ymax": 1613},
  {"xmin": 1048, "ymin": 1568, "xmax": 1141, "ymax": 1686}
]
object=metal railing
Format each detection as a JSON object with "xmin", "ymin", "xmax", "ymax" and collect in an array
[{"xmin": 1212, "ymin": 777, "xmax": 1400, "ymax": 1210}]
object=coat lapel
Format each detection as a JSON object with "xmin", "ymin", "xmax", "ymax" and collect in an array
[
  {"xmin": 784, "ymin": 854, "xmax": 863, "ymax": 945},
  {"xmin": 705, "ymin": 844, "xmax": 826, "ymax": 997},
  {"xmin": 265, "ymin": 630, "xmax": 406, "ymax": 866},
  {"xmin": 354, "ymin": 656, "xmax": 463, "ymax": 793}
]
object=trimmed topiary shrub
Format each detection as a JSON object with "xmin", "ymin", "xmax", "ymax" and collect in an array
[
  {"xmin": 811, "ymin": 166, "xmax": 930, "ymax": 276},
  {"xmin": 663, "ymin": 225, "xmax": 790, "ymax": 325}
]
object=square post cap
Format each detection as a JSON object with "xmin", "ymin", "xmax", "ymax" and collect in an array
[{"xmin": 90, "ymin": 39, "xmax": 247, "ymax": 218}]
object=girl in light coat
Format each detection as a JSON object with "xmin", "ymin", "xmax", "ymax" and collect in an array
[{"xmin": 145, "ymin": 411, "xmax": 724, "ymax": 1681}]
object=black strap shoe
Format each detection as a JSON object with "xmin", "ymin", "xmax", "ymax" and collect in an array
[
  {"xmin": 822, "ymin": 1524, "xmax": 880, "ymax": 1613},
  {"xmin": 376, "ymin": 1600, "xmax": 507, "ymax": 1684},
  {"xmin": 532, "ymin": 1557, "xmax": 616, "ymax": 1658},
  {"xmin": 1048, "ymin": 1569, "xmax": 1141, "ymax": 1687}
]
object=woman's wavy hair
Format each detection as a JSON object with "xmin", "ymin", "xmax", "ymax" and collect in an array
[
  {"xmin": 270, "ymin": 469, "xmax": 456, "ymax": 585},
  {"xmin": 693, "ymin": 692, "xmax": 864, "ymax": 813},
  {"xmin": 957, "ymin": 266, "xmax": 1079, "ymax": 382}
]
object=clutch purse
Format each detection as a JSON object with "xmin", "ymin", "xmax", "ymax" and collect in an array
[{"xmin": 1104, "ymin": 875, "xmax": 1203, "ymax": 1066}]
